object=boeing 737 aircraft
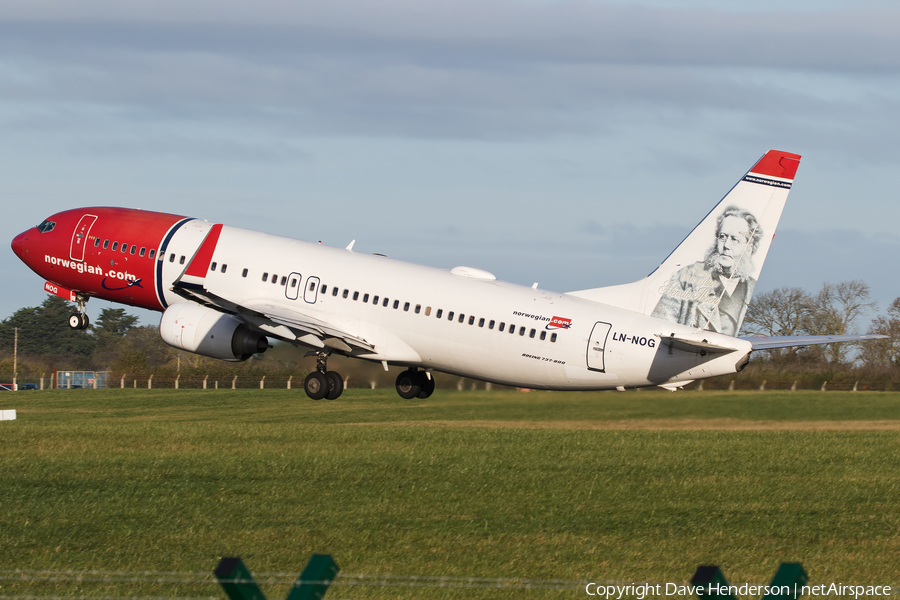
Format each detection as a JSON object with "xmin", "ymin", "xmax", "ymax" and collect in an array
[{"xmin": 10, "ymin": 150, "xmax": 883, "ymax": 399}]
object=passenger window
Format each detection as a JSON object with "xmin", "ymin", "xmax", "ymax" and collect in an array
[
  {"xmin": 278, "ymin": 276, "xmax": 285, "ymax": 285},
  {"xmin": 130, "ymin": 246, "xmax": 136, "ymax": 255},
  {"xmin": 103, "ymin": 240, "xmax": 109, "ymax": 249},
  {"xmin": 262, "ymin": 273, "xmax": 269, "ymax": 282},
  {"xmin": 404, "ymin": 302, "xmax": 410, "ymax": 312},
  {"xmin": 291, "ymin": 278, "xmax": 298, "ymax": 288},
  {"xmin": 519, "ymin": 327, "xmax": 526, "ymax": 336},
  {"xmin": 242, "ymin": 268, "xmax": 248, "ymax": 277},
  {"xmin": 321, "ymin": 285, "xmax": 327, "ymax": 295},
  {"xmin": 529, "ymin": 329, "xmax": 536, "ymax": 338},
  {"xmin": 211, "ymin": 262, "xmax": 217, "ymax": 271},
  {"xmin": 221, "ymin": 264, "xmax": 227, "ymax": 273},
  {"xmin": 448, "ymin": 311, "xmax": 454, "ymax": 321},
  {"xmin": 121, "ymin": 244, "xmax": 127, "ymax": 253},
  {"xmin": 343, "ymin": 289, "xmax": 349, "ymax": 298},
  {"xmin": 478, "ymin": 318, "xmax": 485, "ymax": 327},
  {"xmin": 393, "ymin": 300, "xmax": 400, "ymax": 309},
  {"xmin": 551, "ymin": 333, "xmax": 557, "ymax": 343},
  {"xmin": 373, "ymin": 295, "xmax": 379, "ymax": 305},
  {"xmin": 415, "ymin": 305, "xmax": 421, "ymax": 314},
  {"xmin": 425, "ymin": 306, "xmax": 432, "ymax": 316},
  {"xmin": 94, "ymin": 238, "xmax": 100, "ymax": 247},
  {"xmin": 179, "ymin": 256, "xmax": 186, "ymax": 265},
  {"xmin": 309, "ymin": 281, "xmax": 316, "ymax": 291},
  {"xmin": 363, "ymin": 293, "xmax": 369, "ymax": 303},
  {"xmin": 489, "ymin": 320, "xmax": 495, "ymax": 329},
  {"xmin": 510, "ymin": 324, "xmax": 516, "ymax": 334},
  {"xmin": 139, "ymin": 247, "xmax": 146, "ymax": 257},
  {"xmin": 169, "ymin": 253, "xmax": 175, "ymax": 262},
  {"xmin": 436, "ymin": 309, "xmax": 443, "ymax": 319},
  {"xmin": 499, "ymin": 322, "xmax": 505, "ymax": 332},
  {"xmin": 540, "ymin": 331, "xmax": 547, "ymax": 340},
  {"xmin": 332, "ymin": 287, "xmax": 339, "ymax": 297},
  {"xmin": 382, "ymin": 297, "xmax": 389, "ymax": 307},
  {"xmin": 353, "ymin": 291, "xmax": 359, "ymax": 300},
  {"xmin": 149, "ymin": 249, "xmax": 156, "ymax": 259},
  {"xmin": 112, "ymin": 242, "xmax": 119, "ymax": 251}
]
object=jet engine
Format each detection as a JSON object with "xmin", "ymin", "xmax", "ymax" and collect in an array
[{"xmin": 159, "ymin": 302, "xmax": 268, "ymax": 361}]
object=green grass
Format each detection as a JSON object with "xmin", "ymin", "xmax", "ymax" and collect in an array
[{"xmin": 1, "ymin": 389, "xmax": 898, "ymax": 599}]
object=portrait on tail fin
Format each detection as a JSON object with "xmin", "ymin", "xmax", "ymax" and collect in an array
[{"xmin": 651, "ymin": 205, "xmax": 762, "ymax": 335}]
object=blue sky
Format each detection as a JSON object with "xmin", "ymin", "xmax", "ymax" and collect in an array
[{"xmin": 2, "ymin": 0, "xmax": 899, "ymax": 331}]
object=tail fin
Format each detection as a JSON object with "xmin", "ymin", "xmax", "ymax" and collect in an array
[{"xmin": 567, "ymin": 150, "xmax": 801, "ymax": 336}]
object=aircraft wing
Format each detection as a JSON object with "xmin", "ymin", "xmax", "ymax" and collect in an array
[
  {"xmin": 171, "ymin": 280, "xmax": 375, "ymax": 353},
  {"xmin": 740, "ymin": 334, "xmax": 887, "ymax": 351}
]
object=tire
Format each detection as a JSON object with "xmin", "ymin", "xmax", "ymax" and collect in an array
[
  {"xmin": 68, "ymin": 314, "xmax": 82, "ymax": 329},
  {"xmin": 417, "ymin": 372, "xmax": 435, "ymax": 399},
  {"xmin": 325, "ymin": 371, "xmax": 344, "ymax": 400},
  {"xmin": 304, "ymin": 371, "xmax": 329, "ymax": 400},
  {"xmin": 395, "ymin": 370, "xmax": 421, "ymax": 399},
  {"xmin": 79, "ymin": 313, "xmax": 90, "ymax": 329}
]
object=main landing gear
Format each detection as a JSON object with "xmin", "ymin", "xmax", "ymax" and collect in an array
[
  {"xmin": 395, "ymin": 368, "xmax": 435, "ymax": 399},
  {"xmin": 67, "ymin": 295, "xmax": 90, "ymax": 330},
  {"xmin": 304, "ymin": 351, "xmax": 344, "ymax": 400}
]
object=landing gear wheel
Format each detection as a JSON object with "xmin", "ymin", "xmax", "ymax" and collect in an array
[
  {"xmin": 395, "ymin": 369, "xmax": 421, "ymax": 399},
  {"xmin": 304, "ymin": 371, "xmax": 329, "ymax": 400},
  {"xmin": 325, "ymin": 371, "xmax": 344, "ymax": 400},
  {"xmin": 417, "ymin": 373, "xmax": 435, "ymax": 399},
  {"xmin": 79, "ymin": 313, "xmax": 90, "ymax": 329},
  {"xmin": 68, "ymin": 314, "xmax": 82, "ymax": 329}
]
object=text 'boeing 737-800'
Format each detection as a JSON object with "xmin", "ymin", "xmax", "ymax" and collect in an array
[{"xmin": 10, "ymin": 150, "xmax": 885, "ymax": 399}]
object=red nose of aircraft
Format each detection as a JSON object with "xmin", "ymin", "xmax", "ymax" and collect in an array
[{"xmin": 11, "ymin": 230, "xmax": 28, "ymax": 262}]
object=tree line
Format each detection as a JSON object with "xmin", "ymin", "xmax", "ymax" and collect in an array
[{"xmin": 1, "ymin": 280, "xmax": 900, "ymax": 389}]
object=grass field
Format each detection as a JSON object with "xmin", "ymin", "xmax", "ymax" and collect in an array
[{"xmin": 1, "ymin": 388, "xmax": 898, "ymax": 599}]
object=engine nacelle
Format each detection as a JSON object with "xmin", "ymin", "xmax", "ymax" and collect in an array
[{"xmin": 159, "ymin": 302, "xmax": 268, "ymax": 361}]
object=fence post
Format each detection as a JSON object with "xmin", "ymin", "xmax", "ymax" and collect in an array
[
  {"xmin": 232, "ymin": 376, "xmax": 238, "ymax": 390},
  {"xmin": 821, "ymin": 381, "xmax": 827, "ymax": 392},
  {"xmin": 148, "ymin": 374, "xmax": 153, "ymax": 389},
  {"xmin": 203, "ymin": 376, "xmax": 208, "ymax": 390},
  {"xmin": 121, "ymin": 374, "xmax": 126, "ymax": 388},
  {"xmin": 852, "ymin": 381, "xmax": 858, "ymax": 392},
  {"xmin": 287, "ymin": 375, "xmax": 292, "ymax": 390},
  {"xmin": 791, "ymin": 380, "xmax": 797, "ymax": 391},
  {"xmin": 728, "ymin": 381, "xmax": 734, "ymax": 391},
  {"xmin": 759, "ymin": 380, "xmax": 766, "ymax": 391},
  {"xmin": 260, "ymin": 375, "xmax": 265, "ymax": 390},
  {"xmin": 175, "ymin": 374, "xmax": 180, "ymax": 390},
  {"xmin": 40, "ymin": 374, "xmax": 44, "ymax": 390}
]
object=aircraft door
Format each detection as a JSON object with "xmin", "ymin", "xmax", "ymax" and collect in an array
[
  {"xmin": 70, "ymin": 214, "xmax": 98, "ymax": 262},
  {"xmin": 586, "ymin": 321, "xmax": 612, "ymax": 372},
  {"xmin": 304, "ymin": 276, "xmax": 320, "ymax": 304},
  {"xmin": 286, "ymin": 272, "xmax": 302, "ymax": 300}
]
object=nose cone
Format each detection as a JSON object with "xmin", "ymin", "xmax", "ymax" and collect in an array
[{"xmin": 11, "ymin": 231, "xmax": 28, "ymax": 261}]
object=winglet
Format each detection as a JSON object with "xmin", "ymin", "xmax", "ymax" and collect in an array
[{"xmin": 345, "ymin": 240, "xmax": 356, "ymax": 251}]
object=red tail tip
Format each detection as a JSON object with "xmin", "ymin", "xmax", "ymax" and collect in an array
[{"xmin": 750, "ymin": 150, "xmax": 801, "ymax": 180}]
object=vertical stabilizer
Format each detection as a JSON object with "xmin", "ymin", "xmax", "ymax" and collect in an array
[{"xmin": 567, "ymin": 150, "xmax": 801, "ymax": 336}]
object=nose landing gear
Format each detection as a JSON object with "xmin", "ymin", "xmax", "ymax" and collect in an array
[{"xmin": 67, "ymin": 295, "xmax": 90, "ymax": 330}]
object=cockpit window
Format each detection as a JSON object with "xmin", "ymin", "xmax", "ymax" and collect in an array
[{"xmin": 37, "ymin": 220, "xmax": 56, "ymax": 233}]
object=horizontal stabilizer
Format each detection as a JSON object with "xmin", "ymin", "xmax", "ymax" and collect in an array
[{"xmin": 742, "ymin": 334, "xmax": 888, "ymax": 351}]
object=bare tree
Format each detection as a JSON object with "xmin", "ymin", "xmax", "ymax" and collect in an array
[
  {"xmin": 862, "ymin": 297, "xmax": 900, "ymax": 367},
  {"xmin": 805, "ymin": 280, "xmax": 877, "ymax": 364},
  {"xmin": 741, "ymin": 287, "xmax": 812, "ymax": 359}
]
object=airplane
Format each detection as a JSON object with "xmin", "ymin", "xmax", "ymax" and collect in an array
[{"xmin": 10, "ymin": 150, "xmax": 885, "ymax": 399}]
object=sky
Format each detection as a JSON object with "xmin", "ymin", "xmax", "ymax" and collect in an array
[{"xmin": 2, "ymin": 0, "xmax": 899, "ymax": 330}]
